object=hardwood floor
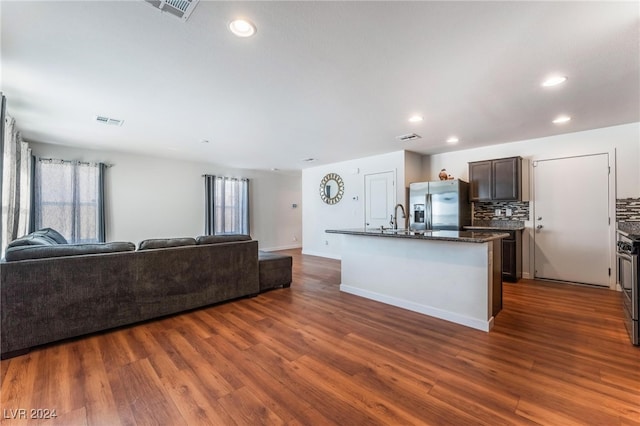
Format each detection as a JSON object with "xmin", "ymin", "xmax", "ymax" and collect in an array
[{"xmin": 2, "ymin": 249, "xmax": 639, "ymax": 425}]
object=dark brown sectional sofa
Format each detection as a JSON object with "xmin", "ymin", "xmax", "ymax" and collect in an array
[{"xmin": 0, "ymin": 231, "xmax": 261, "ymax": 358}]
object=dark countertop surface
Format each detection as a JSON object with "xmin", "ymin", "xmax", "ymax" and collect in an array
[
  {"xmin": 325, "ymin": 228, "xmax": 509, "ymax": 243},
  {"xmin": 466, "ymin": 220, "xmax": 525, "ymax": 231}
]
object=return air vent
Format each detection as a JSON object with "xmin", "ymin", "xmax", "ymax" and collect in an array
[
  {"xmin": 144, "ymin": 0, "xmax": 200, "ymax": 22},
  {"xmin": 396, "ymin": 133, "xmax": 422, "ymax": 142},
  {"xmin": 95, "ymin": 116, "xmax": 124, "ymax": 127}
]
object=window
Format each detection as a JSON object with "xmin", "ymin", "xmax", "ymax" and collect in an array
[
  {"xmin": 205, "ymin": 175, "xmax": 249, "ymax": 235},
  {"xmin": 1, "ymin": 110, "xmax": 33, "ymax": 256},
  {"xmin": 34, "ymin": 159, "xmax": 106, "ymax": 243}
]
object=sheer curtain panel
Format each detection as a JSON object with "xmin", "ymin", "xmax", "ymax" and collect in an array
[
  {"xmin": 34, "ymin": 159, "xmax": 106, "ymax": 243},
  {"xmin": 205, "ymin": 175, "xmax": 250, "ymax": 235},
  {"xmin": 1, "ymin": 114, "xmax": 32, "ymax": 256}
]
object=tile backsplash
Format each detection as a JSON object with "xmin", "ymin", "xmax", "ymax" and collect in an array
[
  {"xmin": 473, "ymin": 201, "xmax": 530, "ymax": 222},
  {"xmin": 616, "ymin": 198, "xmax": 640, "ymax": 222}
]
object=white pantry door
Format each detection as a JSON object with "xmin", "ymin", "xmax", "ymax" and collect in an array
[
  {"xmin": 364, "ymin": 171, "xmax": 395, "ymax": 229},
  {"xmin": 533, "ymin": 154, "xmax": 610, "ymax": 286}
]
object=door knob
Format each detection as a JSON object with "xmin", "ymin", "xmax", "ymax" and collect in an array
[{"xmin": 536, "ymin": 225, "xmax": 543, "ymax": 229}]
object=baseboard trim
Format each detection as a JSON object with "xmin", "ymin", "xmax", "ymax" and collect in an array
[
  {"xmin": 260, "ymin": 244, "xmax": 302, "ymax": 252},
  {"xmin": 301, "ymin": 249, "xmax": 341, "ymax": 260},
  {"xmin": 340, "ymin": 284, "xmax": 493, "ymax": 332}
]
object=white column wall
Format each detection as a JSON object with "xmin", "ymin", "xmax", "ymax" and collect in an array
[{"xmin": 301, "ymin": 150, "xmax": 406, "ymax": 259}]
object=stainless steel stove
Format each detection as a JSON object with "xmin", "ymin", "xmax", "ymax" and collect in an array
[{"xmin": 617, "ymin": 230, "xmax": 640, "ymax": 345}]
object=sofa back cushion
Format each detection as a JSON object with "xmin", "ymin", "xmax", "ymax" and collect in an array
[
  {"xmin": 196, "ymin": 234, "xmax": 252, "ymax": 245},
  {"xmin": 6, "ymin": 227, "xmax": 70, "ymax": 248},
  {"xmin": 4, "ymin": 242, "xmax": 136, "ymax": 262},
  {"xmin": 138, "ymin": 238, "xmax": 197, "ymax": 251}
]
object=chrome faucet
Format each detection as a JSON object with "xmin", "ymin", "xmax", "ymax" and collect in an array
[{"xmin": 391, "ymin": 204, "xmax": 407, "ymax": 229}]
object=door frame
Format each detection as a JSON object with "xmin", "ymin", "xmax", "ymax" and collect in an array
[
  {"xmin": 529, "ymin": 151, "xmax": 616, "ymax": 289},
  {"xmin": 363, "ymin": 169, "xmax": 397, "ymax": 229}
]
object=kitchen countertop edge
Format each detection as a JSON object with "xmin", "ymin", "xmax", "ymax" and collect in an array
[
  {"xmin": 325, "ymin": 228, "xmax": 509, "ymax": 243},
  {"xmin": 465, "ymin": 225, "xmax": 525, "ymax": 231}
]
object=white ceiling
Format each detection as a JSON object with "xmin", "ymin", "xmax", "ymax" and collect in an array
[{"xmin": 2, "ymin": 1, "xmax": 638, "ymax": 171}]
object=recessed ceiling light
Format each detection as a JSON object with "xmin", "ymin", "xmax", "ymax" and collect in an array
[
  {"xmin": 200, "ymin": 139, "xmax": 210, "ymax": 144},
  {"xmin": 302, "ymin": 158, "xmax": 317, "ymax": 162},
  {"xmin": 446, "ymin": 136, "xmax": 459, "ymax": 144},
  {"xmin": 408, "ymin": 115, "xmax": 423, "ymax": 123},
  {"xmin": 552, "ymin": 115, "xmax": 571, "ymax": 124},
  {"xmin": 542, "ymin": 76, "xmax": 568, "ymax": 87},
  {"xmin": 229, "ymin": 19, "xmax": 256, "ymax": 37}
]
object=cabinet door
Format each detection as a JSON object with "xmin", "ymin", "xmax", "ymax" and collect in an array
[
  {"xmin": 493, "ymin": 157, "xmax": 520, "ymax": 200},
  {"xmin": 469, "ymin": 161, "xmax": 492, "ymax": 201},
  {"xmin": 502, "ymin": 239, "xmax": 516, "ymax": 281}
]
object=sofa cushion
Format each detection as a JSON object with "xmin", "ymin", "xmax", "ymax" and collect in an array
[
  {"xmin": 32, "ymin": 228, "xmax": 68, "ymax": 244},
  {"xmin": 7, "ymin": 228, "xmax": 68, "ymax": 249},
  {"xmin": 7, "ymin": 234, "xmax": 57, "ymax": 248},
  {"xmin": 4, "ymin": 242, "xmax": 136, "ymax": 262},
  {"xmin": 138, "ymin": 238, "xmax": 197, "ymax": 251},
  {"xmin": 196, "ymin": 234, "xmax": 251, "ymax": 245}
]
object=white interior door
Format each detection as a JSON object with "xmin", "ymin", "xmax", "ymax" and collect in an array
[
  {"xmin": 364, "ymin": 171, "xmax": 395, "ymax": 229},
  {"xmin": 533, "ymin": 154, "xmax": 610, "ymax": 286}
]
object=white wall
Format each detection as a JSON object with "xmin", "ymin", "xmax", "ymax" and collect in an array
[
  {"xmin": 302, "ymin": 151, "xmax": 406, "ymax": 259},
  {"xmin": 30, "ymin": 143, "xmax": 302, "ymax": 251},
  {"xmin": 428, "ymin": 122, "xmax": 640, "ymax": 198},
  {"xmin": 404, "ymin": 150, "xmax": 426, "ymax": 187},
  {"xmin": 302, "ymin": 124, "xmax": 639, "ymax": 274},
  {"xmin": 427, "ymin": 122, "xmax": 640, "ymax": 281}
]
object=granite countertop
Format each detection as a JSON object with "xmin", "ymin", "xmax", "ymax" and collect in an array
[
  {"xmin": 465, "ymin": 220, "xmax": 525, "ymax": 231},
  {"xmin": 325, "ymin": 228, "xmax": 509, "ymax": 243}
]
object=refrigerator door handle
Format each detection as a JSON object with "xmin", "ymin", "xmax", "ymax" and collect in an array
[{"xmin": 425, "ymin": 193, "xmax": 432, "ymax": 230}]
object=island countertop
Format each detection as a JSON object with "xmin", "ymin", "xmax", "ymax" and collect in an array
[{"xmin": 325, "ymin": 228, "xmax": 509, "ymax": 243}]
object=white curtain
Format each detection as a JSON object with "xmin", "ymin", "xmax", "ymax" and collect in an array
[
  {"xmin": 205, "ymin": 175, "xmax": 250, "ymax": 235},
  {"xmin": 1, "ymin": 115, "xmax": 32, "ymax": 256},
  {"xmin": 34, "ymin": 159, "xmax": 104, "ymax": 243}
]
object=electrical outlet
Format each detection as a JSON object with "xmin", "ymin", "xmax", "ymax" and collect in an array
[
  {"xmin": 506, "ymin": 208, "xmax": 513, "ymax": 217},
  {"xmin": 494, "ymin": 209, "xmax": 501, "ymax": 216},
  {"xmin": 325, "ymin": 240, "xmax": 329, "ymax": 245}
]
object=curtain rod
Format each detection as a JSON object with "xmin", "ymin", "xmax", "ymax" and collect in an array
[
  {"xmin": 201, "ymin": 174, "xmax": 248, "ymax": 180},
  {"xmin": 38, "ymin": 157, "xmax": 114, "ymax": 168}
]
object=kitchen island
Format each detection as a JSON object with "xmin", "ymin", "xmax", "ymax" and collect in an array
[{"xmin": 325, "ymin": 228, "xmax": 508, "ymax": 331}]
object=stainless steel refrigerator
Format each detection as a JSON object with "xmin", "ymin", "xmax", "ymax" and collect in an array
[{"xmin": 409, "ymin": 180, "xmax": 471, "ymax": 230}]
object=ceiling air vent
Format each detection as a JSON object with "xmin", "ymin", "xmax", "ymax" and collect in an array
[
  {"xmin": 396, "ymin": 133, "xmax": 422, "ymax": 142},
  {"xmin": 144, "ymin": 0, "xmax": 200, "ymax": 22},
  {"xmin": 95, "ymin": 116, "xmax": 124, "ymax": 127}
]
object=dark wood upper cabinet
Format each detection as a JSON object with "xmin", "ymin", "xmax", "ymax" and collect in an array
[
  {"xmin": 469, "ymin": 156, "xmax": 527, "ymax": 201},
  {"xmin": 492, "ymin": 157, "xmax": 519, "ymax": 200},
  {"xmin": 469, "ymin": 161, "xmax": 492, "ymax": 201}
]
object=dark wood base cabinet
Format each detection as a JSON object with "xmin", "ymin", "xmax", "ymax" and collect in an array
[
  {"xmin": 469, "ymin": 227, "xmax": 522, "ymax": 282},
  {"xmin": 501, "ymin": 230, "xmax": 522, "ymax": 282}
]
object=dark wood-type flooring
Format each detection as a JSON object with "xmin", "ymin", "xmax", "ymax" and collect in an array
[{"xmin": 1, "ymin": 249, "xmax": 639, "ymax": 425}]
